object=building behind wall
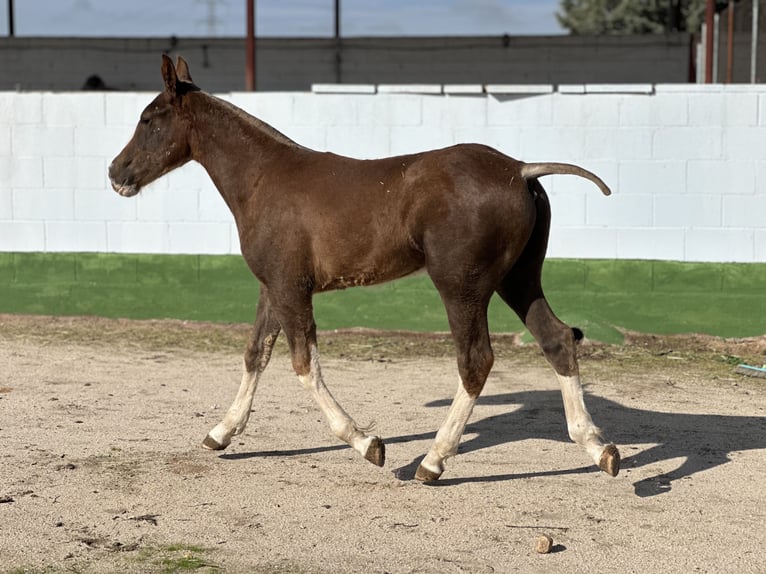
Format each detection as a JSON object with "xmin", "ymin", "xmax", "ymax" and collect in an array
[{"xmin": 0, "ymin": 34, "xmax": 696, "ymax": 92}]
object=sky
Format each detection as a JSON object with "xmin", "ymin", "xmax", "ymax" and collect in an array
[{"xmin": 0, "ymin": 0, "xmax": 566, "ymax": 38}]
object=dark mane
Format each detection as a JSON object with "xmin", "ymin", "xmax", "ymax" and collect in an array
[{"xmin": 202, "ymin": 92, "xmax": 305, "ymax": 150}]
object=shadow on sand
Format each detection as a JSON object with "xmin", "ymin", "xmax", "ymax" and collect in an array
[{"xmin": 221, "ymin": 390, "xmax": 766, "ymax": 498}]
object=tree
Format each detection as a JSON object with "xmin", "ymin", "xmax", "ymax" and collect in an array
[{"xmin": 556, "ymin": 0, "xmax": 708, "ymax": 35}]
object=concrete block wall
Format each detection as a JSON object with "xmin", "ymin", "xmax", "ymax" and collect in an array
[{"xmin": 1, "ymin": 84, "xmax": 765, "ymax": 262}]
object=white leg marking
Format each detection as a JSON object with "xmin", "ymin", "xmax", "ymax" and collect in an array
[
  {"xmin": 420, "ymin": 378, "xmax": 476, "ymax": 477},
  {"xmin": 206, "ymin": 359, "xmax": 261, "ymax": 448},
  {"xmin": 298, "ymin": 346, "xmax": 377, "ymax": 457},
  {"xmin": 557, "ymin": 374, "xmax": 608, "ymax": 464}
]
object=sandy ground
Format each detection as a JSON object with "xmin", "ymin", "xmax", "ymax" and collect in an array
[{"xmin": 1, "ymin": 316, "xmax": 765, "ymax": 573}]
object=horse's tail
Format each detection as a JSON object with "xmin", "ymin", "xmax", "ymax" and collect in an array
[{"xmin": 520, "ymin": 162, "xmax": 612, "ymax": 196}]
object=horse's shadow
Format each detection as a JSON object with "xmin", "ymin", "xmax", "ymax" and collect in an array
[{"xmin": 221, "ymin": 390, "xmax": 766, "ymax": 498}]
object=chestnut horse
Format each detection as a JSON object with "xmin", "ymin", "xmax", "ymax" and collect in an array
[{"xmin": 109, "ymin": 55, "xmax": 620, "ymax": 481}]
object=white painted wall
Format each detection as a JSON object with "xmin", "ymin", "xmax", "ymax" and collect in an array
[{"xmin": 1, "ymin": 84, "xmax": 765, "ymax": 262}]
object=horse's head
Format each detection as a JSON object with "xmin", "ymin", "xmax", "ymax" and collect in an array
[{"xmin": 109, "ymin": 55, "xmax": 198, "ymax": 197}]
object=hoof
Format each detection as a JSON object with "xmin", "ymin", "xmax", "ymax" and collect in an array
[
  {"xmin": 202, "ymin": 434, "xmax": 230, "ymax": 451},
  {"xmin": 364, "ymin": 437, "xmax": 385, "ymax": 467},
  {"xmin": 599, "ymin": 444, "xmax": 620, "ymax": 477},
  {"xmin": 414, "ymin": 463, "xmax": 442, "ymax": 482}
]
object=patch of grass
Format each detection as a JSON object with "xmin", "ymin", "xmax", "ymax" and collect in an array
[
  {"xmin": 134, "ymin": 544, "xmax": 219, "ymax": 574},
  {"xmin": 1, "ymin": 253, "xmax": 765, "ymax": 341}
]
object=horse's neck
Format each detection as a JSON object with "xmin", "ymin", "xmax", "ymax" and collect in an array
[{"xmin": 187, "ymin": 93, "xmax": 301, "ymax": 216}]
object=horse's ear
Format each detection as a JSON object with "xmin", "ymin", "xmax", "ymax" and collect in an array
[
  {"xmin": 176, "ymin": 56, "xmax": 193, "ymax": 83},
  {"xmin": 161, "ymin": 54, "xmax": 178, "ymax": 98}
]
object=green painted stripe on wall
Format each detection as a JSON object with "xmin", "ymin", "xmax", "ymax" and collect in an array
[{"xmin": 0, "ymin": 253, "xmax": 764, "ymax": 341}]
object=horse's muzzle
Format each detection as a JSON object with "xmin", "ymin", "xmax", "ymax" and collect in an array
[{"xmin": 108, "ymin": 161, "xmax": 140, "ymax": 197}]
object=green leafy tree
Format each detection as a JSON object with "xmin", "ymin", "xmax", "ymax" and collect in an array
[{"xmin": 557, "ymin": 0, "xmax": 708, "ymax": 34}]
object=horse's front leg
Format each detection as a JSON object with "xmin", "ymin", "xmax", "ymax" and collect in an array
[
  {"xmin": 277, "ymin": 292, "xmax": 385, "ymax": 467},
  {"xmin": 203, "ymin": 285, "xmax": 282, "ymax": 450}
]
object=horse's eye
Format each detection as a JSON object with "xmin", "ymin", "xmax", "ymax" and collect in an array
[{"xmin": 140, "ymin": 117, "xmax": 151, "ymax": 125}]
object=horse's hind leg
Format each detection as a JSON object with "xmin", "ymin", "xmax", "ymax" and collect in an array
[
  {"xmin": 416, "ymin": 293, "xmax": 494, "ymax": 481},
  {"xmin": 203, "ymin": 284, "xmax": 282, "ymax": 450},
  {"xmin": 497, "ymin": 272, "xmax": 620, "ymax": 476}
]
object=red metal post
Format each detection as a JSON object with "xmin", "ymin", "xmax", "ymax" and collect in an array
[
  {"xmin": 245, "ymin": 0, "xmax": 256, "ymax": 91},
  {"xmin": 705, "ymin": 0, "xmax": 715, "ymax": 83}
]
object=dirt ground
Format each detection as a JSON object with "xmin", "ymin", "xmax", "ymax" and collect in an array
[{"xmin": 1, "ymin": 314, "xmax": 765, "ymax": 574}]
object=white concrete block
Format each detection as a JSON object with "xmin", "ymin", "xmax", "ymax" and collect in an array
[
  {"xmin": 137, "ymin": 189, "xmax": 199, "ymax": 222},
  {"xmin": 517, "ymin": 127, "xmax": 586, "ymax": 162},
  {"xmin": 687, "ymin": 160, "xmax": 756, "ymax": 194},
  {"xmin": 45, "ymin": 221, "xmax": 107, "ymax": 251},
  {"xmin": 654, "ymin": 194, "xmax": 722, "ymax": 228},
  {"xmin": 652, "ymin": 127, "xmax": 723, "ymax": 160},
  {"xmin": 389, "ymin": 126, "xmax": 454, "ymax": 155},
  {"xmin": 0, "ymin": 93, "xmax": 14, "ymax": 124},
  {"xmin": 0, "ymin": 126, "xmax": 10, "ymax": 156},
  {"xmin": 585, "ymin": 128, "xmax": 653, "ymax": 160},
  {"xmin": 755, "ymin": 229, "xmax": 766, "ymax": 262},
  {"xmin": 585, "ymin": 84, "xmax": 653, "ymax": 94},
  {"xmin": 620, "ymin": 93, "xmax": 688, "ymax": 127},
  {"xmin": 487, "ymin": 93, "xmax": 553, "ymax": 126},
  {"xmin": 485, "ymin": 85, "xmax": 553, "ymax": 94},
  {"xmin": 689, "ymin": 93, "xmax": 758, "ymax": 128},
  {"xmin": 292, "ymin": 95, "xmax": 357, "ymax": 127},
  {"xmin": 76, "ymin": 126, "xmax": 130, "ymax": 158},
  {"xmin": 653, "ymin": 93, "xmax": 690, "ymax": 125},
  {"xmin": 725, "ymin": 127, "xmax": 766, "ymax": 160},
  {"xmin": 722, "ymin": 194, "xmax": 766, "ymax": 227},
  {"xmin": 230, "ymin": 224, "xmax": 241, "ymax": 255},
  {"xmin": 43, "ymin": 156, "xmax": 107, "ymax": 190},
  {"xmin": 586, "ymin": 193, "xmax": 653, "ymax": 227},
  {"xmin": 547, "ymin": 227, "xmax": 619, "ymax": 258},
  {"xmin": 558, "ymin": 85, "xmax": 586, "ymax": 94},
  {"xmin": 13, "ymin": 125, "xmax": 74, "ymax": 157},
  {"xmin": 355, "ymin": 94, "xmax": 422, "ymax": 127},
  {"xmin": 326, "ymin": 126, "xmax": 391, "ymax": 159},
  {"xmin": 6, "ymin": 157, "xmax": 43, "ymax": 188},
  {"xmin": 443, "ymin": 85, "xmax": 484, "ymax": 95},
  {"xmin": 616, "ymin": 228, "xmax": 685, "ymax": 261},
  {"xmin": 13, "ymin": 189, "xmax": 75, "ymax": 221},
  {"xmin": 42, "ymin": 157, "xmax": 75, "ymax": 188},
  {"xmin": 43, "ymin": 93, "xmax": 105, "ymax": 127},
  {"xmin": 164, "ymin": 162, "xmax": 211, "ymax": 192},
  {"xmin": 199, "ymin": 188, "xmax": 234, "ymax": 223},
  {"xmin": 231, "ymin": 93, "xmax": 294, "ymax": 128},
  {"xmin": 554, "ymin": 94, "xmax": 620, "ymax": 127},
  {"xmin": 0, "ymin": 221, "xmax": 46, "ymax": 251},
  {"xmin": 169, "ymin": 222, "xmax": 232, "ymax": 254},
  {"xmin": 9, "ymin": 93, "xmax": 43, "ymax": 124},
  {"xmin": 75, "ymin": 189, "xmax": 137, "ymax": 221},
  {"xmin": 547, "ymin": 192, "xmax": 586, "ymax": 226},
  {"xmin": 452, "ymin": 126, "xmax": 520, "ymax": 156},
  {"xmin": 378, "ymin": 85, "xmax": 443, "ymax": 94},
  {"xmin": 684, "ymin": 228, "xmax": 754, "ymax": 262},
  {"xmin": 618, "ymin": 160, "xmax": 686, "ymax": 195},
  {"xmin": 105, "ymin": 93, "xmax": 150, "ymax": 127},
  {"xmin": 654, "ymin": 84, "xmax": 723, "ymax": 93},
  {"xmin": 422, "ymin": 94, "xmax": 487, "ymax": 128},
  {"xmin": 312, "ymin": 84, "xmax": 376, "ymax": 94},
  {"xmin": 107, "ymin": 221, "xmax": 171, "ymax": 253},
  {"xmin": 0, "ymin": 188, "xmax": 11, "ymax": 219},
  {"xmin": 77, "ymin": 156, "xmax": 109, "ymax": 190}
]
